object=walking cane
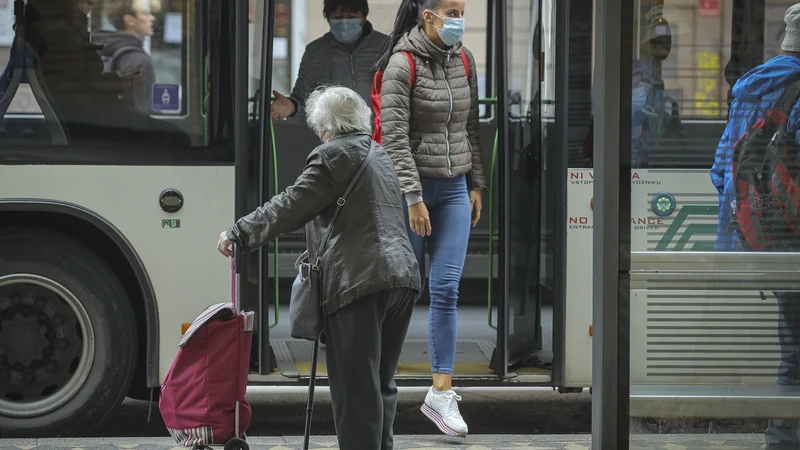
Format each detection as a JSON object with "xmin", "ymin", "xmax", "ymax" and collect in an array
[{"xmin": 302, "ymin": 335, "xmax": 321, "ymax": 450}]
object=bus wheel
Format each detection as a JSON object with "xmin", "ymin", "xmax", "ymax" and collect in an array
[{"xmin": 0, "ymin": 227, "xmax": 137, "ymax": 437}]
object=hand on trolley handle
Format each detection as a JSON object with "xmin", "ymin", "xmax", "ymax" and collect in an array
[{"xmin": 218, "ymin": 230, "xmax": 233, "ymax": 257}]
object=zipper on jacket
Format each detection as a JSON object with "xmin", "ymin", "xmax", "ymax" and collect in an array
[{"xmin": 441, "ymin": 64, "xmax": 454, "ymax": 177}]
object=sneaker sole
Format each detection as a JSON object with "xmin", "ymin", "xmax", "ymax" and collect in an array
[{"xmin": 420, "ymin": 402, "xmax": 467, "ymax": 437}]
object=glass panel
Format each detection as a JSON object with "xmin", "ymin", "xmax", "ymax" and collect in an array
[
  {"xmin": 620, "ymin": 1, "xmax": 800, "ymax": 447},
  {"xmin": 260, "ymin": 0, "xmax": 503, "ymax": 382},
  {"xmin": 0, "ymin": 0, "xmax": 234, "ymax": 155},
  {"xmin": 502, "ymin": 0, "xmax": 549, "ymax": 374},
  {"xmin": 264, "ymin": 2, "xmax": 494, "ymax": 226}
]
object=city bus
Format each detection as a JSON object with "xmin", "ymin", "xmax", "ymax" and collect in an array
[{"xmin": 1, "ymin": 0, "xmax": 799, "ymax": 438}]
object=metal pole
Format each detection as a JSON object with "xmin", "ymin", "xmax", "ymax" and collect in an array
[
  {"xmin": 591, "ymin": 0, "xmax": 632, "ymax": 447},
  {"xmin": 259, "ymin": 0, "xmax": 277, "ymax": 375},
  {"xmin": 234, "ymin": 0, "xmax": 250, "ymax": 261},
  {"xmin": 495, "ymin": 0, "xmax": 510, "ymax": 377},
  {"xmin": 552, "ymin": 0, "xmax": 570, "ymax": 388}
]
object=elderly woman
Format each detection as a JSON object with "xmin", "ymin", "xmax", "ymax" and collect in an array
[{"xmin": 217, "ymin": 86, "xmax": 421, "ymax": 450}]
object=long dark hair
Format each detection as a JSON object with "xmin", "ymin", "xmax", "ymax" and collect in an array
[{"xmin": 373, "ymin": 0, "xmax": 441, "ymax": 72}]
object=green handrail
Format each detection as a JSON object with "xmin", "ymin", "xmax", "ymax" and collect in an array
[
  {"xmin": 269, "ymin": 117, "xmax": 280, "ymax": 329},
  {"xmin": 487, "ymin": 129, "xmax": 499, "ymax": 330},
  {"xmin": 480, "ymin": 97, "xmax": 498, "ymax": 330}
]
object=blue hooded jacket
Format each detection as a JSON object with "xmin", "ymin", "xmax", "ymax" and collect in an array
[{"xmin": 710, "ymin": 55, "xmax": 800, "ymax": 250}]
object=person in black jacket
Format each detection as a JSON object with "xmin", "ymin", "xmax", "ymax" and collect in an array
[
  {"xmin": 269, "ymin": 0, "xmax": 389, "ymax": 123},
  {"xmin": 217, "ymin": 86, "xmax": 421, "ymax": 450}
]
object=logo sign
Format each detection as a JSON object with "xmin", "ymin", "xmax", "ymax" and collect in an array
[
  {"xmin": 152, "ymin": 84, "xmax": 180, "ymax": 113},
  {"xmin": 651, "ymin": 192, "xmax": 677, "ymax": 217},
  {"xmin": 162, "ymin": 219, "xmax": 181, "ymax": 229}
]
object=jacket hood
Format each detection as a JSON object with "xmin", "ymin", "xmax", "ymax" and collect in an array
[
  {"xmin": 392, "ymin": 25, "xmax": 462, "ymax": 62},
  {"xmin": 732, "ymin": 55, "xmax": 800, "ymax": 101},
  {"xmin": 93, "ymin": 30, "xmax": 145, "ymax": 57}
]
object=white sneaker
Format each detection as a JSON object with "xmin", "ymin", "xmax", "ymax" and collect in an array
[{"xmin": 420, "ymin": 386, "xmax": 468, "ymax": 437}]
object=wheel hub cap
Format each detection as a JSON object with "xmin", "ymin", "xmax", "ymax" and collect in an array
[{"xmin": 0, "ymin": 274, "xmax": 95, "ymax": 418}]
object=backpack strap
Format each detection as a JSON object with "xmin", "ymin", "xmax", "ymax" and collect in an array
[
  {"xmin": 106, "ymin": 45, "xmax": 140, "ymax": 72},
  {"xmin": 771, "ymin": 79, "xmax": 800, "ymax": 124},
  {"xmin": 460, "ymin": 50, "xmax": 470, "ymax": 79},
  {"xmin": 400, "ymin": 51, "xmax": 416, "ymax": 88}
]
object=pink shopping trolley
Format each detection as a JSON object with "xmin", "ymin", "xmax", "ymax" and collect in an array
[{"xmin": 159, "ymin": 250, "xmax": 254, "ymax": 450}]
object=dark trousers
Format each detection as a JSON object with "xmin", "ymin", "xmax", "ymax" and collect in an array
[
  {"xmin": 766, "ymin": 293, "xmax": 800, "ymax": 449},
  {"xmin": 324, "ymin": 287, "xmax": 415, "ymax": 450}
]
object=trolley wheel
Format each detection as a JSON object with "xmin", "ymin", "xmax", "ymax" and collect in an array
[{"xmin": 224, "ymin": 438, "xmax": 249, "ymax": 450}]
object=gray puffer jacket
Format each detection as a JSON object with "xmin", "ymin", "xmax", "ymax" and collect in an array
[
  {"xmin": 379, "ymin": 26, "xmax": 487, "ymax": 197},
  {"xmin": 227, "ymin": 133, "xmax": 421, "ymax": 317},
  {"xmin": 288, "ymin": 22, "xmax": 388, "ymax": 122}
]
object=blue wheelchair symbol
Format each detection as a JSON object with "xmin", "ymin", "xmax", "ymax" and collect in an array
[{"xmin": 152, "ymin": 84, "xmax": 180, "ymax": 112}]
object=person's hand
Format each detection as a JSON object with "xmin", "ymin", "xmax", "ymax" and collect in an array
[
  {"xmin": 218, "ymin": 230, "xmax": 233, "ymax": 257},
  {"xmin": 469, "ymin": 189, "xmax": 482, "ymax": 227},
  {"xmin": 408, "ymin": 202, "xmax": 432, "ymax": 237},
  {"xmin": 270, "ymin": 90, "xmax": 296, "ymax": 120}
]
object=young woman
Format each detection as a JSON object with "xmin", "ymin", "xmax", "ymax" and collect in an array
[{"xmin": 373, "ymin": 0, "xmax": 486, "ymax": 438}]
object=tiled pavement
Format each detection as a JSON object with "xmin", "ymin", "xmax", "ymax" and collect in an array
[{"xmin": 0, "ymin": 434, "xmax": 769, "ymax": 449}]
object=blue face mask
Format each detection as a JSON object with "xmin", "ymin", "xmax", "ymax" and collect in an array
[
  {"xmin": 329, "ymin": 18, "xmax": 363, "ymax": 43},
  {"xmin": 431, "ymin": 12, "xmax": 465, "ymax": 47},
  {"xmin": 632, "ymin": 85, "xmax": 647, "ymax": 109}
]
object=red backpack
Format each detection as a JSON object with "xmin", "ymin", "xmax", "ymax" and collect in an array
[
  {"xmin": 732, "ymin": 79, "xmax": 800, "ymax": 250},
  {"xmin": 371, "ymin": 50, "xmax": 470, "ymax": 144}
]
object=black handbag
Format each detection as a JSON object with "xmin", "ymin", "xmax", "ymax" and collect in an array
[{"xmin": 289, "ymin": 141, "xmax": 376, "ymax": 340}]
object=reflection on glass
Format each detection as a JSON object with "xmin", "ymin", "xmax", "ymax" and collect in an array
[
  {"xmin": 0, "ymin": 0, "xmax": 229, "ymax": 151},
  {"xmin": 619, "ymin": 1, "xmax": 800, "ymax": 449}
]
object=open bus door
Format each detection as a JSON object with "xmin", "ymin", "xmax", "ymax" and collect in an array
[
  {"xmin": 491, "ymin": 0, "xmax": 549, "ymax": 378},
  {"xmin": 242, "ymin": 0, "xmax": 280, "ymax": 376},
  {"xmin": 231, "ymin": 0, "xmax": 281, "ymax": 377}
]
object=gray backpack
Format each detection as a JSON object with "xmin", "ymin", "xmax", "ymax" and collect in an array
[{"xmin": 101, "ymin": 45, "xmax": 139, "ymax": 74}]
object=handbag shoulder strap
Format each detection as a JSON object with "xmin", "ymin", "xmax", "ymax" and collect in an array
[{"xmin": 316, "ymin": 140, "xmax": 376, "ymax": 257}]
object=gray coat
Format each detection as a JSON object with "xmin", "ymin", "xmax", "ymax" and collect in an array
[
  {"xmin": 227, "ymin": 133, "xmax": 421, "ymax": 317},
  {"xmin": 94, "ymin": 31, "xmax": 156, "ymax": 115},
  {"xmin": 288, "ymin": 22, "xmax": 388, "ymax": 122},
  {"xmin": 379, "ymin": 26, "xmax": 487, "ymax": 197}
]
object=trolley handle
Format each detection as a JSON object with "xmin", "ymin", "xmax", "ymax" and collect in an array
[{"xmin": 231, "ymin": 243, "xmax": 241, "ymax": 310}]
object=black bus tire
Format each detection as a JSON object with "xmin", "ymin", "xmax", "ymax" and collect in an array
[{"xmin": 0, "ymin": 227, "xmax": 138, "ymax": 437}]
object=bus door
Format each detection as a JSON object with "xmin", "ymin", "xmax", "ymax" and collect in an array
[
  {"xmin": 241, "ymin": 0, "xmax": 281, "ymax": 377},
  {"xmin": 492, "ymin": 0, "xmax": 550, "ymax": 379}
]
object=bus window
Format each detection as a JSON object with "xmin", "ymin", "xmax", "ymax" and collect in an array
[
  {"xmin": 262, "ymin": 0, "xmax": 493, "ymax": 192},
  {"xmin": 259, "ymin": 0, "xmax": 491, "ymax": 121},
  {"xmin": 254, "ymin": 0, "xmax": 498, "ymax": 309},
  {"xmin": 0, "ymin": 0, "xmax": 235, "ymax": 160}
]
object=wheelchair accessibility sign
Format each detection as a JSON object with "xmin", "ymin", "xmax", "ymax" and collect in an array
[{"xmin": 152, "ymin": 83, "xmax": 181, "ymax": 113}]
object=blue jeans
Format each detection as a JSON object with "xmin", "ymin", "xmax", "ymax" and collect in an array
[
  {"xmin": 403, "ymin": 175, "xmax": 471, "ymax": 376},
  {"xmin": 766, "ymin": 293, "xmax": 800, "ymax": 449}
]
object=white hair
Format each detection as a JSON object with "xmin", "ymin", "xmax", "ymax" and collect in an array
[{"xmin": 305, "ymin": 86, "xmax": 372, "ymax": 140}]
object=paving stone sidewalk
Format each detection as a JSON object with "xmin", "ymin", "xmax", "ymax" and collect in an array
[{"xmin": 0, "ymin": 434, "xmax": 768, "ymax": 449}]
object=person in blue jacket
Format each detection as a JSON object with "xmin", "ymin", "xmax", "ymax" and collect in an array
[{"xmin": 710, "ymin": 5, "xmax": 800, "ymax": 448}]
